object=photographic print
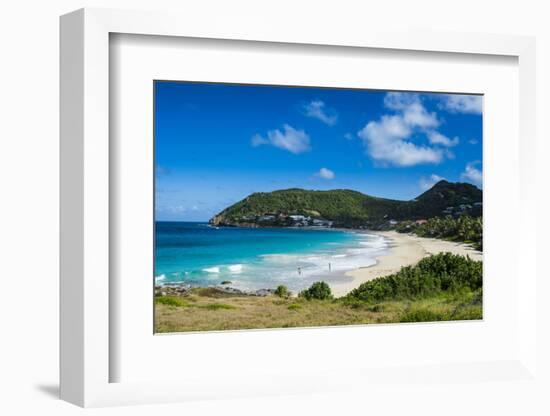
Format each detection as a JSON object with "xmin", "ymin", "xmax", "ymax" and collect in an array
[{"xmin": 154, "ymin": 81, "xmax": 483, "ymax": 333}]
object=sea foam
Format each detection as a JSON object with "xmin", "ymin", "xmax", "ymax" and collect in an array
[{"xmin": 228, "ymin": 264, "xmax": 243, "ymax": 273}]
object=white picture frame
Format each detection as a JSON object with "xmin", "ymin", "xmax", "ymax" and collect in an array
[{"xmin": 60, "ymin": 7, "xmax": 538, "ymax": 408}]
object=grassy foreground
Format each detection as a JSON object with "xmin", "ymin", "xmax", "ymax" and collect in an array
[
  {"xmin": 155, "ymin": 253, "xmax": 482, "ymax": 333},
  {"xmin": 155, "ymin": 289, "xmax": 482, "ymax": 332}
]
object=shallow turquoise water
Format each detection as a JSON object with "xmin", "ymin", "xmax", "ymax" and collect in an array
[{"xmin": 155, "ymin": 221, "xmax": 387, "ymax": 292}]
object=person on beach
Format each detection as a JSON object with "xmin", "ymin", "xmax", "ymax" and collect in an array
[
  {"xmin": 329, "ymin": 262, "xmax": 332, "ymax": 272},
  {"xmin": 298, "ymin": 267, "xmax": 302, "ymax": 276}
]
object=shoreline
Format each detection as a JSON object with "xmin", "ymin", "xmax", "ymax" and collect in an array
[
  {"xmin": 330, "ymin": 231, "xmax": 482, "ymax": 297},
  {"xmin": 156, "ymin": 228, "xmax": 482, "ymax": 298},
  {"xmin": 155, "ymin": 230, "xmax": 483, "ymax": 332}
]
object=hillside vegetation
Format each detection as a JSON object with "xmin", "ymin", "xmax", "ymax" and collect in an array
[{"xmin": 209, "ymin": 180, "xmax": 482, "ymax": 228}]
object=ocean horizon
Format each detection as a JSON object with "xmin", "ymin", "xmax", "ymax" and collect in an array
[{"xmin": 154, "ymin": 221, "xmax": 388, "ymax": 292}]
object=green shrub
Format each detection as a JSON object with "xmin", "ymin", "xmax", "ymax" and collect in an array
[
  {"xmin": 450, "ymin": 305, "xmax": 482, "ymax": 320},
  {"xmin": 155, "ymin": 296, "xmax": 190, "ymax": 308},
  {"xmin": 347, "ymin": 253, "xmax": 482, "ymax": 303},
  {"xmin": 287, "ymin": 303, "xmax": 302, "ymax": 311},
  {"xmin": 299, "ymin": 281, "xmax": 333, "ymax": 300},
  {"xmin": 471, "ymin": 288, "xmax": 483, "ymax": 305},
  {"xmin": 400, "ymin": 308, "xmax": 447, "ymax": 323},
  {"xmin": 200, "ymin": 303, "xmax": 236, "ymax": 310},
  {"xmin": 274, "ymin": 285, "xmax": 291, "ymax": 298},
  {"xmin": 368, "ymin": 304, "xmax": 385, "ymax": 312}
]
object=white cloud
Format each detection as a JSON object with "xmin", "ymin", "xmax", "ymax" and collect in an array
[
  {"xmin": 251, "ymin": 124, "xmax": 311, "ymax": 154},
  {"xmin": 359, "ymin": 116, "xmax": 443, "ymax": 166},
  {"xmin": 419, "ymin": 174, "xmax": 446, "ymax": 191},
  {"xmin": 303, "ymin": 100, "xmax": 338, "ymax": 126},
  {"xmin": 383, "ymin": 92, "xmax": 417, "ymax": 111},
  {"xmin": 344, "ymin": 132, "xmax": 354, "ymax": 140},
  {"xmin": 357, "ymin": 92, "xmax": 467, "ymax": 166},
  {"xmin": 251, "ymin": 134, "xmax": 268, "ymax": 147},
  {"xmin": 316, "ymin": 167, "xmax": 335, "ymax": 180},
  {"xmin": 461, "ymin": 162, "xmax": 482, "ymax": 187},
  {"xmin": 358, "ymin": 93, "xmax": 452, "ymax": 167},
  {"xmin": 384, "ymin": 93, "xmax": 440, "ymax": 129},
  {"xmin": 427, "ymin": 131, "xmax": 459, "ymax": 147},
  {"xmin": 468, "ymin": 138, "xmax": 479, "ymax": 145},
  {"xmin": 439, "ymin": 94, "xmax": 483, "ymax": 114}
]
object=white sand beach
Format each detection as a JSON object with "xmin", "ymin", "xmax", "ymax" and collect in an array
[{"xmin": 330, "ymin": 231, "xmax": 482, "ymax": 297}]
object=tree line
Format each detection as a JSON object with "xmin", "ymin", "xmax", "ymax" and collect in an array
[{"xmin": 396, "ymin": 215, "xmax": 482, "ymax": 250}]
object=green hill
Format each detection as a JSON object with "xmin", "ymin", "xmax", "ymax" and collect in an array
[{"xmin": 209, "ymin": 180, "xmax": 482, "ymax": 228}]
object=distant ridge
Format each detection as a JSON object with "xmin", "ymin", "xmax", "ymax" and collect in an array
[{"xmin": 209, "ymin": 180, "xmax": 482, "ymax": 228}]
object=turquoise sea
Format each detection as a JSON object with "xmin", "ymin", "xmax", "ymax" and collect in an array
[{"xmin": 155, "ymin": 222, "xmax": 388, "ymax": 292}]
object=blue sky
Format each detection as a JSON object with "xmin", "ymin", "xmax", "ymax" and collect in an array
[{"xmin": 155, "ymin": 81, "xmax": 482, "ymax": 221}]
